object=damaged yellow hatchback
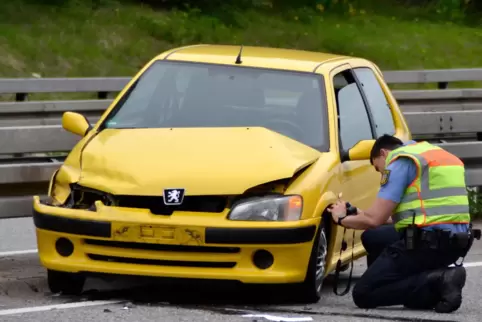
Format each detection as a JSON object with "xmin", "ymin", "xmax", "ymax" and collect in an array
[{"xmin": 33, "ymin": 44, "xmax": 411, "ymax": 302}]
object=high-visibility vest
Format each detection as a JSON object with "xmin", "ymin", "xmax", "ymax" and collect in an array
[{"xmin": 385, "ymin": 141, "xmax": 471, "ymax": 231}]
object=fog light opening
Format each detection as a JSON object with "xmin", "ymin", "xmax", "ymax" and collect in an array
[
  {"xmin": 252, "ymin": 249, "xmax": 274, "ymax": 270},
  {"xmin": 55, "ymin": 237, "xmax": 74, "ymax": 257}
]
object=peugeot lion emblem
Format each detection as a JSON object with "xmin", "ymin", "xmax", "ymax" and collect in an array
[{"xmin": 163, "ymin": 188, "xmax": 185, "ymax": 205}]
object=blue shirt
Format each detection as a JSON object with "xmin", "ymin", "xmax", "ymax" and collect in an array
[{"xmin": 378, "ymin": 140, "xmax": 469, "ymax": 234}]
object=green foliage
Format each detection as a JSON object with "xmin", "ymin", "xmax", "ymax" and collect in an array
[
  {"xmin": 26, "ymin": 0, "xmax": 482, "ymax": 25},
  {"xmin": 129, "ymin": 0, "xmax": 482, "ymax": 18},
  {"xmin": 469, "ymin": 188, "xmax": 482, "ymax": 220}
]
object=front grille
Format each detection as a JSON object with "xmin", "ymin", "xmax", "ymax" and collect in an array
[
  {"xmin": 114, "ymin": 195, "xmax": 228, "ymax": 215},
  {"xmin": 87, "ymin": 254, "xmax": 236, "ymax": 268},
  {"xmin": 84, "ymin": 239, "xmax": 240, "ymax": 253}
]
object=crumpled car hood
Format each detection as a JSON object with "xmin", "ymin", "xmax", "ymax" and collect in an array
[{"xmin": 77, "ymin": 127, "xmax": 321, "ymax": 195}]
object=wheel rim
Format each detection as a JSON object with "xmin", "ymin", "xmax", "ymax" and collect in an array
[{"xmin": 315, "ymin": 227, "xmax": 327, "ymax": 293}]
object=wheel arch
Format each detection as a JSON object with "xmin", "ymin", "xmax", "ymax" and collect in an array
[{"xmin": 313, "ymin": 190, "xmax": 339, "ymax": 264}]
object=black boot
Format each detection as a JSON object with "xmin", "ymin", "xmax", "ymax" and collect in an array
[{"xmin": 427, "ymin": 266, "xmax": 466, "ymax": 313}]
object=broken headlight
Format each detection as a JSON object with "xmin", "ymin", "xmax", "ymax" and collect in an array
[
  {"xmin": 227, "ymin": 195, "xmax": 303, "ymax": 221},
  {"xmin": 64, "ymin": 184, "xmax": 116, "ymax": 210}
]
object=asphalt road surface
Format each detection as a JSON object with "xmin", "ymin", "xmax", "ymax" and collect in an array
[{"xmin": 1, "ymin": 218, "xmax": 482, "ymax": 322}]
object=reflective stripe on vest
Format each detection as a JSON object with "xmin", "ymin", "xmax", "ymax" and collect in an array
[{"xmin": 385, "ymin": 141, "xmax": 471, "ymax": 231}]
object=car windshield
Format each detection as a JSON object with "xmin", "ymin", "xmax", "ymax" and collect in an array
[{"xmin": 103, "ymin": 60, "xmax": 329, "ymax": 151}]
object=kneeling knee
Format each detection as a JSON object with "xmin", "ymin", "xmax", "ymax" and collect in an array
[{"xmin": 352, "ymin": 284, "xmax": 376, "ymax": 309}]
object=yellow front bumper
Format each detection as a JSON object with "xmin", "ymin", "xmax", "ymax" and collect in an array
[{"xmin": 32, "ymin": 196, "xmax": 320, "ymax": 284}]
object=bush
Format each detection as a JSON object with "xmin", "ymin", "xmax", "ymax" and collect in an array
[
  {"xmin": 23, "ymin": 0, "xmax": 482, "ymax": 19},
  {"xmin": 469, "ymin": 188, "xmax": 482, "ymax": 220}
]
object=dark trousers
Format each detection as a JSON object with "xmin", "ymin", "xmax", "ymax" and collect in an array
[
  {"xmin": 354, "ymin": 226, "xmax": 466, "ymax": 309},
  {"xmin": 361, "ymin": 224, "xmax": 400, "ymax": 267}
]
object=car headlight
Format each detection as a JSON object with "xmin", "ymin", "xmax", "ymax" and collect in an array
[
  {"xmin": 65, "ymin": 183, "xmax": 116, "ymax": 210},
  {"xmin": 228, "ymin": 195, "xmax": 303, "ymax": 221}
]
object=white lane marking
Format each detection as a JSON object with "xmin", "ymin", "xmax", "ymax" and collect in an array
[
  {"xmin": 0, "ymin": 249, "xmax": 37, "ymax": 257},
  {"xmin": 0, "ymin": 300, "xmax": 123, "ymax": 316},
  {"xmin": 243, "ymin": 314, "xmax": 313, "ymax": 321},
  {"xmin": 450, "ymin": 261, "xmax": 482, "ymax": 268}
]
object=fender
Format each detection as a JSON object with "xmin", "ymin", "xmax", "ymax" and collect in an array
[
  {"xmin": 313, "ymin": 190, "xmax": 343, "ymax": 272},
  {"xmin": 314, "ymin": 190, "xmax": 338, "ymax": 218}
]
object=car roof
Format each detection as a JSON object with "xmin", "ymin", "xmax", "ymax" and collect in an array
[{"xmin": 158, "ymin": 44, "xmax": 353, "ymax": 73}]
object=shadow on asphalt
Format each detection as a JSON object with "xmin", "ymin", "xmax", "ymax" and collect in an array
[
  {"xmin": 53, "ymin": 274, "xmax": 458, "ymax": 322},
  {"xmin": 73, "ymin": 273, "xmax": 360, "ymax": 306}
]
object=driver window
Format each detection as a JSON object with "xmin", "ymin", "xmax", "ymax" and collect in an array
[{"xmin": 334, "ymin": 70, "xmax": 374, "ymax": 151}]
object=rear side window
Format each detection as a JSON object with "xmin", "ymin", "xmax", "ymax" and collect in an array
[
  {"xmin": 334, "ymin": 70, "xmax": 374, "ymax": 151},
  {"xmin": 353, "ymin": 67, "xmax": 396, "ymax": 137}
]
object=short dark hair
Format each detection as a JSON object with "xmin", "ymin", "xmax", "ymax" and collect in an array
[{"xmin": 370, "ymin": 134, "xmax": 403, "ymax": 164}]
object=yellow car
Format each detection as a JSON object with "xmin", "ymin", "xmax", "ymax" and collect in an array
[{"xmin": 32, "ymin": 44, "xmax": 411, "ymax": 302}]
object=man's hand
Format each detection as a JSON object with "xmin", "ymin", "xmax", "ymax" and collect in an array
[{"xmin": 327, "ymin": 198, "xmax": 348, "ymax": 224}]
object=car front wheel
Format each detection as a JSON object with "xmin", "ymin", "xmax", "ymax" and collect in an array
[
  {"xmin": 47, "ymin": 269, "xmax": 85, "ymax": 295},
  {"xmin": 295, "ymin": 220, "xmax": 328, "ymax": 303}
]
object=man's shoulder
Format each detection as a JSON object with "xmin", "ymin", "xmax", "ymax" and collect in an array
[
  {"xmin": 402, "ymin": 139, "xmax": 418, "ymax": 146},
  {"xmin": 383, "ymin": 157, "xmax": 417, "ymax": 187},
  {"xmin": 387, "ymin": 156, "xmax": 416, "ymax": 170}
]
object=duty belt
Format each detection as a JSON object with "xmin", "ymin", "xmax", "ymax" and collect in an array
[
  {"xmin": 402, "ymin": 226, "xmax": 480, "ymax": 252},
  {"xmin": 417, "ymin": 229, "xmax": 466, "ymax": 250}
]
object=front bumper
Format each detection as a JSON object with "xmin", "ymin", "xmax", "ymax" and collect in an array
[{"xmin": 32, "ymin": 196, "xmax": 320, "ymax": 284}]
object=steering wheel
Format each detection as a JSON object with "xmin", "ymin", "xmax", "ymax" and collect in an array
[{"xmin": 264, "ymin": 119, "xmax": 305, "ymax": 141}]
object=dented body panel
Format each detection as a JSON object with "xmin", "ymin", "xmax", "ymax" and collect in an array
[{"xmin": 77, "ymin": 127, "xmax": 320, "ymax": 196}]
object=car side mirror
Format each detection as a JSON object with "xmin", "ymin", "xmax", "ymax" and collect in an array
[
  {"xmin": 342, "ymin": 139, "xmax": 375, "ymax": 162},
  {"xmin": 62, "ymin": 112, "xmax": 92, "ymax": 137}
]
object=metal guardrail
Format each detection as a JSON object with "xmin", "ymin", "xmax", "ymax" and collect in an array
[{"xmin": 1, "ymin": 68, "xmax": 482, "ymax": 219}]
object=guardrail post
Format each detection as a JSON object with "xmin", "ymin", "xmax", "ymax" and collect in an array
[
  {"xmin": 15, "ymin": 93, "xmax": 28, "ymax": 101},
  {"xmin": 97, "ymin": 91, "xmax": 108, "ymax": 99},
  {"xmin": 438, "ymin": 82, "xmax": 448, "ymax": 89}
]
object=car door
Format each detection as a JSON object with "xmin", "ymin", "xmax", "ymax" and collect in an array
[
  {"xmin": 330, "ymin": 64, "xmax": 379, "ymax": 255},
  {"xmin": 346, "ymin": 62, "xmax": 411, "ymax": 248}
]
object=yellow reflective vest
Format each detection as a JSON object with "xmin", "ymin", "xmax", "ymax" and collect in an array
[{"xmin": 385, "ymin": 141, "xmax": 471, "ymax": 231}]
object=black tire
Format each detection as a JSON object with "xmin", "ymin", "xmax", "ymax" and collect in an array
[
  {"xmin": 294, "ymin": 220, "xmax": 328, "ymax": 303},
  {"xmin": 47, "ymin": 269, "xmax": 85, "ymax": 295}
]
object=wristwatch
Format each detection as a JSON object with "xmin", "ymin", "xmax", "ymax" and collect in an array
[
  {"xmin": 337, "ymin": 203, "xmax": 358, "ymax": 226},
  {"xmin": 337, "ymin": 214, "xmax": 348, "ymax": 226}
]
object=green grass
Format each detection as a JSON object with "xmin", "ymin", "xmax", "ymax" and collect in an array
[{"xmin": 1, "ymin": 0, "xmax": 482, "ymax": 86}]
